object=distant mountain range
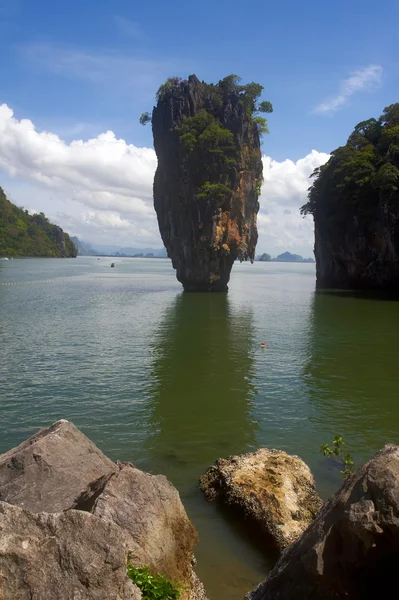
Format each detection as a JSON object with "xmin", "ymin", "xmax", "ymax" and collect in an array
[
  {"xmin": 71, "ymin": 237, "xmax": 167, "ymax": 258},
  {"xmin": 257, "ymin": 251, "xmax": 314, "ymax": 263}
]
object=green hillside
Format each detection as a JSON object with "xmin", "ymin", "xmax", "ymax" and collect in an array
[{"xmin": 0, "ymin": 187, "xmax": 77, "ymax": 258}]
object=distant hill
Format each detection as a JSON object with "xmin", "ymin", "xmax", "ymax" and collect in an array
[
  {"xmin": 70, "ymin": 237, "xmax": 98, "ymax": 256},
  {"xmin": 0, "ymin": 187, "xmax": 77, "ymax": 258},
  {"xmin": 256, "ymin": 251, "xmax": 315, "ymax": 263},
  {"xmin": 91, "ymin": 244, "xmax": 167, "ymax": 258},
  {"xmin": 72, "ymin": 238, "xmax": 168, "ymax": 258},
  {"xmin": 272, "ymin": 252, "xmax": 315, "ymax": 263}
]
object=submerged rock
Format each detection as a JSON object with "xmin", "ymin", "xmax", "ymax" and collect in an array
[
  {"xmin": 245, "ymin": 444, "xmax": 399, "ymax": 600},
  {"xmin": 0, "ymin": 421, "xmax": 206, "ymax": 600},
  {"xmin": 199, "ymin": 448, "xmax": 322, "ymax": 551},
  {"xmin": 152, "ymin": 75, "xmax": 268, "ymax": 292}
]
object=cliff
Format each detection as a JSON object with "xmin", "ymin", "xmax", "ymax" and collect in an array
[
  {"xmin": 301, "ymin": 104, "xmax": 399, "ymax": 290},
  {"xmin": 0, "ymin": 187, "xmax": 77, "ymax": 258},
  {"xmin": 150, "ymin": 75, "xmax": 271, "ymax": 291}
]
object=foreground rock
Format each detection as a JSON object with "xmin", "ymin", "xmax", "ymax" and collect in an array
[
  {"xmin": 0, "ymin": 419, "xmax": 116, "ymax": 512},
  {"xmin": 0, "ymin": 421, "xmax": 206, "ymax": 600},
  {"xmin": 0, "ymin": 501, "xmax": 141, "ymax": 600},
  {"xmin": 152, "ymin": 75, "xmax": 266, "ymax": 292},
  {"xmin": 200, "ymin": 448, "xmax": 322, "ymax": 551},
  {"xmin": 92, "ymin": 462, "xmax": 201, "ymax": 595},
  {"xmin": 245, "ymin": 444, "xmax": 399, "ymax": 600}
]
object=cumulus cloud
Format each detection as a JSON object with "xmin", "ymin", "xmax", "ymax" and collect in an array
[
  {"xmin": 258, "ymin": 150, "xmax": 329, "ymax": 256},
  {"xmin": 0, "ymin": 103, "xmax": 329, "ymax": 255},
  {"xmin": 314, "ymin": 64, "xmax": 383, "ymax": 115}
]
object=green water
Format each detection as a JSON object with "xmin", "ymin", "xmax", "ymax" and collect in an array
[{"xmin": 1, "ymin": 257, "xmax": 399, "ymax": 598}]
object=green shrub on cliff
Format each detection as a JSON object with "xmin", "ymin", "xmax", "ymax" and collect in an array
[
  {"xmin": 301, "ymin": 104, "xmax": 399, "ymax": 222},
  {"xmin": 127, "ymin": 565, "xmax": 181, "ymax": 599},
  {"xmin": 0, "ymin": 186, "xmax": 77, "ymax": 257}
]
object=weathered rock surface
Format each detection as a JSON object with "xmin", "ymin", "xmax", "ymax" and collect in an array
[
  {"xmin": 152, "ymin": 75, "xmax": 263, "ymax": 292},
  {"xmin": 314, "ymin": 208, "xmax": 399, "ymax": 290},
  {"xmin": 0, "ymin": 419, "xmax": 116, "ymax": 512},
  {"xmin": 245, "ymin": 444, "xmax": 399, "ymax": 600},
  {"xmin": 0, "ymin": 501, "xmax": 141, "ymax": 600},
  {"xmin": 0, "ymin": 421, "xmax": 206, "ymax": 600},
  {"xmin": 92, "ymin": 462, "xmax": 200, "ymax": 600},
  {"xmin": 200, "ymin": 448, "xmax": 322, "ymax": 551}
]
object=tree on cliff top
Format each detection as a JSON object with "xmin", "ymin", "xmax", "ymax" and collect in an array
[
  {"xmin": 139, "ymin": 74, "xmax": 273, "ymax": 136},
  {"xmin": 301, "ymin": 103, "xmax": 399, "ymax": 222}
]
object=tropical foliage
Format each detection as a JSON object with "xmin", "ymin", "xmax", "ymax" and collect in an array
[
  {"xmin": 127, "ymin": 565, "xmax": 181, "ymax": 600},
  {"xmin": 0, "ymin": 187, "xmax": 77, "ymax": 257},
  {"xmin": 320, "ymin": 435, "xmax": 355, "ymax": 479},
  {"xmin": 301, "ymin": 104, "xmax": 399, "ymax": 224}
]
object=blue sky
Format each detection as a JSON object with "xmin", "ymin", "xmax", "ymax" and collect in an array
[{"xmin": 0, "ymin": 0, "xmax": 398, "ymax": 254}]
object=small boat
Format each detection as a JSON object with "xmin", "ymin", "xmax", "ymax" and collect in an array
[
  {"xmin": 111, "ymin": 262, "xmax": 115, "ymax": 268},
  {"xmin": 0, "ymin": 257, "xmax": 9, "ymax": 261}
]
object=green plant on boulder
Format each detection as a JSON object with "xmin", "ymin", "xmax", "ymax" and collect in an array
[
  {"xmin": 127, "ymin": 565, "xmax": 181, "ymax": 600},
  {"xmin": 320, "ymin": 435, "xmax": 355, "ymax": 479}
]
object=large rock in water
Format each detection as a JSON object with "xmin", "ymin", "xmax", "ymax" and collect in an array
[
  {"xmin": 0, "ymin": 421, "xmax": 206, "ymax": 600},
  {"xmin": 199, "ymin": 448, "xmax": 322, "ymax": 551},
  {"xmin": 152, "ymin": 75, "xmax": 263, "ymax": 292},
  {"xmin": 245, "ymin": 444, "xmax": 399, "ymax": 600}
]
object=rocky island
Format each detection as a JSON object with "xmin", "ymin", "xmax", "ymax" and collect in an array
[
  {"xmin": 302, "ymin": 103, "xmax": 399, "ymax": 290},
  {"xmin": 0, "ymin": 186, "xmax": 77, "ymax": 258},
  {"xmin": 142, "ymin": 74, "xmax": 272, "ymax": 291}
]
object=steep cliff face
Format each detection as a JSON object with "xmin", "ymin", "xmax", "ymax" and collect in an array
[
  {"xmin": 314, "ymin": 205, "xmax": 399, "ymax": 289},
  {"xmin": 302, "ymin": 103, "xmax": 399, "ymax": 290},
  {"xmin": 152, "ymin": 75, "xmax": 265, "ymax": 291}
]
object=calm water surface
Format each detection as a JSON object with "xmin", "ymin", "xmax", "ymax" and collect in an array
[{"xmin": 1, "ymin": 257, "xmax": 399, "ymax": 599}]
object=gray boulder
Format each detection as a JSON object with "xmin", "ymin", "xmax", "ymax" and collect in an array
[
  {"xmin": 245, "ymin": 444, "xmax": 399, "ymax": 600},
  {"xmin": 0, "ymin": 501, "xmax": 141, "ymax": 600},
  {"xmin": 0, "ymin": 420, "xmax": 115, "ymax": 512},
  {"xmin": 92, "ymin": 462, "xmax": 202, "ymax": 600},
  {"xmin": 0, "ymin": 420, "xmax": 207, "ymax": 600},
  {"xmin": 200, "ymin": 448, "xmax": 322, "ymax": 551}
]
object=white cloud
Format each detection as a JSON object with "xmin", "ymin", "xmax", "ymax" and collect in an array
[
  {"xmin": 0, "ymin": 103, "xmax": 330, "ymax": 255},
  {"xmin": 257, "ymin": 150, "xmax": 330, "ymax": 256},
  {"xmin": 314, "ymin": 64, "xmax": 383, "ymax": 115}
]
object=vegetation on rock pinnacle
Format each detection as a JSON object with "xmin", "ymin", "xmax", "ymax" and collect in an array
[{"xmin": 144, "ymin": 74, "xmax": 272, "ymax": 292}]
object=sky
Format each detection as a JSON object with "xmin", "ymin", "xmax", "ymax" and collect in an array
[{"xmin": 0, "ymin": 0, "xmax": 398, "ymax": 257}]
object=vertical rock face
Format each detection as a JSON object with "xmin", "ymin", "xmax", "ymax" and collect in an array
[
  {"xmin": 152, "ymin": 75, "xmax": 263, "ymax": 292},
  {"xmin": 314, "ymin": 206, "xmax": 399, "ymax": 289}
]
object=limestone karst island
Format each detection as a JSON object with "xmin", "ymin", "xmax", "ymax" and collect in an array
[
  {"xmin": 142, "ymin": 74, "xmax": 272, "ymax": 292},
  {"xmin": 2, "ymin": 3, "xmax": 399, "ymax": 598}
]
